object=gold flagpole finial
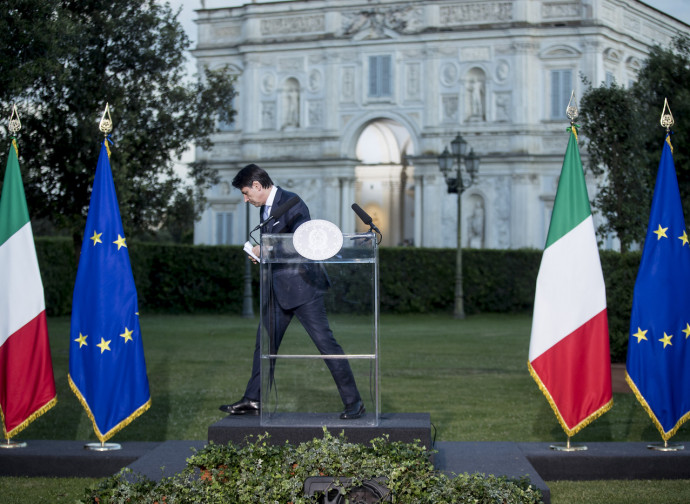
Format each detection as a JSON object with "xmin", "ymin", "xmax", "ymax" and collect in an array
[
  {"xmin": 9, "ymin": 104, "xmax": 21, "ymax": 135},
  {"xmin": 566, "ymin": 90, "xmax": 579, "ymax": 125},
  {"xmin": 99, "ymin": 103, "xmax": 113, "ymax": 137},
  {"xmin": 660, "ymin": 98, "xmax": 674, "ymax": 133}
]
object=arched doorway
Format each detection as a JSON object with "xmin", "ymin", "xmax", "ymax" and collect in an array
[{"xmin": 354, "ymin": 119, "xmax": 415, "ymax": 246}]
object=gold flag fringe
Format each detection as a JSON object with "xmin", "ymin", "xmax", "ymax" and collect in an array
[
  {"xmin": 528, "ymin": 361, "xmax": 613, "ymax": 437},
  {"xmin": 625, "ymin": 371, "xmax": 690, "ymax": 442},
  {"xmin": 68, "ymin": 374, "xmax": 151, "ymax": 444},
  {"xmin": 1, "ymin": 395, "xmax": 58, "ymax": 440},
  {"xmin": 11, "ymin": 138, "xmax": 18, "ymax": 157}
]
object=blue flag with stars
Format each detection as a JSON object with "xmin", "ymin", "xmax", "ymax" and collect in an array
[
  {"xmin": 626, "ymin": 135, "xmax": 690, "ymax": 441},
  {"xmin": 68, "ymin": 139, "xmax": 150, "ymax": 443}
]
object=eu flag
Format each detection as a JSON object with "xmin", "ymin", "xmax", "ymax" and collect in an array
[
  {"xmin": 626, "ymin": 135, "xmax": 690, "ymax": 441},
  {"xmin": 68, "ymin": 139, "xmax": 150, "ymax": 443}
]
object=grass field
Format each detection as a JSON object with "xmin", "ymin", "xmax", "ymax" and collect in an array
[{"xmin": 3, "ymin": 313, "xmax": 690, "ymax": 502}]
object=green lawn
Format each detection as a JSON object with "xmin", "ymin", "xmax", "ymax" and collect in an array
[{"xmin": 3, "ymin": 313, "xmax": 690, "ymax": 502}]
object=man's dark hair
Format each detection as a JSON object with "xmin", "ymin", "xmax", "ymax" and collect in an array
[{"xmin": 232, "ymin": 164, "xmax": 274, "ymax": 190}]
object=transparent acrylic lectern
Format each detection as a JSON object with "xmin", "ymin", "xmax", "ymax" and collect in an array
[{"xmin": 259, "ymin": 231, "xmax": 379, "ymax": 427}]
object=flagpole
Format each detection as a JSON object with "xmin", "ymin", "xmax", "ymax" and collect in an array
[
  {"xmin": 0, "ymin": 105, "xmax": 29, "ymax": 450},
  {"xmin": 83, "ymin": 103, "xmax": 122, "ymax": 453},
  {"xmin": 644, "ymin": 99, "xmax": 684, "ymax": 453},
  {"xmin": 547, "ymin": 92, "xmax": 590, "ymax": 453}
]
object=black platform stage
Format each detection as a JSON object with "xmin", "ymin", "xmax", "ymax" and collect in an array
[
  {"xmin": 7, "ymin": 410, "xmax": 690, "ymax": 504},
  {"xmin": 207, "ymin": 412, "xmax": 432, "ymax": 446}
]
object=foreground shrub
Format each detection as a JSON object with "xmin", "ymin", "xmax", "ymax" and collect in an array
[{"xmin": 81, "ymin": 429, "xmax": 543, "ymax": 503}]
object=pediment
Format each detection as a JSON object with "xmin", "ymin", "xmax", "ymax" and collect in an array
[
  {"xmin": 539, "ymin": 44, "xmax": 581, "ymax": 59},
  {"xmin": 603, "ymin": 48, "xmax": 622, "ymax": 63}
]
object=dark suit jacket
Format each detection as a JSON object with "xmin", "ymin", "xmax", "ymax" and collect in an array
[{"xmin": 261, "ymin": 187, "xmax": 328, "ymax": 310}]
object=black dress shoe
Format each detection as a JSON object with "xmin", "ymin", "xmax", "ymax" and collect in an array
[
  {"xmin": 340, "ymin": 400, "xmax": 365, "ymax": 419},
  {"xmin": 219, "ymin": 397, "xmax": 260, "ymax": 415}
]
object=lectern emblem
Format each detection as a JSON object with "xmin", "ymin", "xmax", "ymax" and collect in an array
[{"xmin": 293, "ymin": 220, "xmax": 343, "ymax": 260}]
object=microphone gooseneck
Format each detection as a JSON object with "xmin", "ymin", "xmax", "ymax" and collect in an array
[
  {"xmin": 251, "ymin": 196, "xmax": 300, "ymax": 233},
  {"xmin": 351, "ymin": 203, "xmax": 382, "ymax": 236}
]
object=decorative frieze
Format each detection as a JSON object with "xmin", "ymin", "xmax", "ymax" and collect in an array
[
  {"xmin": 260, "ymin": 14, "xmax": 325, "ymax": 36},
  {"xmin": 542, "ymin": 2, "xmax": 581, "ymax": 19},
  {"xmin": 209, "ymin": 23, "xmax": 241, "ymax": 42},
  {"xmin": 461, "ymin": 46, "xmax": 491, "ymax": 62},
  {"xmin": 439, "ymin": 2, "xmax": 513, "ymax": 25},
  {"xmin": 278, "ymin": 57, "xmax": 305, "ymax": 72}
]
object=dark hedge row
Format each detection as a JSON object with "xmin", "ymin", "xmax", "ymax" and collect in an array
[{"xmin": 34, "ymin": 238, "xmax": 640, "ymax": 361}]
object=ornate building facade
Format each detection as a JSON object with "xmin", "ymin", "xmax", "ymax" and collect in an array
[{"xmin": 192, "ymin": 0, "xmax": 687, "ymax": 249}]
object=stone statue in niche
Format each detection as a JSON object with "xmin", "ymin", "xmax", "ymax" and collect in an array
[
  {"xmin": 283, "ymin": 78, "xmax": 300, "ymax": 128},
  {"xmin": 469, "ymin": 79, "xmax": 485, "ymax": 120},
  {"xmin": 468, "ymin": 198, "xmax": 485, "ymax": 248},
  {"xmin": 466, "ymin": 68, "xmax": 486, "ymax": 122}
]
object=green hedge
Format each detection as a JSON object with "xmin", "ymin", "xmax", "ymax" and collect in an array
[{"xmin": 34, "ymin": 238, "xmax": 639, "ymax": 361}]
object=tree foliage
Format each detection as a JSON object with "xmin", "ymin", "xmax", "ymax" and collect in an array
[
  {"xmin": 0, "ymin": 0, "xmax": 236, "ymax": 248},
  {"xmin": 580, "ymin": 35, "xmax": 690, "ymax": 252},
  {"xmin": 579, "ymin": 78, "xmax": 649, "ymax": 252},
  {"xmin": 633, "ymin": 35, "xmax": 690, "ymax": 220}
]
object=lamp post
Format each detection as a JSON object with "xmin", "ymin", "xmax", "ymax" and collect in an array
[
  {"xmin": 242, "ymin": 201, "xmax": 254, "ymax": 318},
  {"xmin": 437, "ymin": 133, "xmax": 480, "ymax": 319}
]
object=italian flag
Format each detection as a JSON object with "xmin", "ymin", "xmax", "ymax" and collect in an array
[
  {"xmin": 528, "ymin": 126, "xmax": 612, "ymax": 436},
  {"xmin": 0, "ymin": 140, "xmax": 56, "ymax": 439}
]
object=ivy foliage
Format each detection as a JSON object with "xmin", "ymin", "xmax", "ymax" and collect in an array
[{"xmin": 81, "ymin": 429, "xmax": 544, "ymax": 504}]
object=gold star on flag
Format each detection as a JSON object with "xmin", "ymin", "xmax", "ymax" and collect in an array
[
  {"xmin": 96, "ymin": 337, "xmax": 112, "ymax": 354},
  {"xmin": 632, "ymin": 327, "xmax": 648, "ymax": 343},
  {"xmin": 683, "ymin": 323, "xmax": 690, "ymax": 339},
  {"xmin": 659, "ymin": 332, "xmax": 673, "ymax": 348},
  {"xmin": 74, "ymin": 332, "xmax": 88, "ymax": 348},
  {"xmin": 653, "ymin": 224, "xmax": 668, "ymax": 240},
  {"xmin": 113, "ymin": 234, "xmax": 127, "ymax": 250},
  {"xmin": 90, "ymin": 231, "xmax": 102, "ymax": 246},
  {"xmin": 120, "ymin": 327, "xmax": 133, "ymax": 343},
  {"xmin": 679, "ymin": 231, "xmax": 689, "ymax": 247}
]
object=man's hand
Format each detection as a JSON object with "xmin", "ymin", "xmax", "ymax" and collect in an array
[{"xmin": 250, "ymin": 245, "xmax": 261, "ymax": 264}]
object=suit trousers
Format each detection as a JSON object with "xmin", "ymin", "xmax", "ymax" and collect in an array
[{"xmin": 243, "ymin": 293, "xmax": 361, "ymax": 407}]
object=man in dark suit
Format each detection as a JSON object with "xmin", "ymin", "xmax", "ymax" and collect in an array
[{"xmin": 219, "ymin": 164, "xmax": 365, "ymax": 419}]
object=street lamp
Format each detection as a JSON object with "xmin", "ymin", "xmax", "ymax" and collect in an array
[
  {"xmin": 242, "ymin": 201, "xmax": 254, "ymax": 318},
  {"xmin": 437, "ymin": 132, "xmax": 480, "ymax": 319}
]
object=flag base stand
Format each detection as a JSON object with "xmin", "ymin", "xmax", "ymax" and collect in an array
[
  {"xmin": 0, "ymin": 439, "xmax": 27, "ymax": 449},
  {"xmin": 648, "ymin": 440, "xmax": 684, "ymax": 452},
  {"xmin": 84, "ymin": 442, "xmax": 121, "ymax": 452},
  {"xmin": 550, "ymin": 437, "xmax": 587, "ymax": 452}
]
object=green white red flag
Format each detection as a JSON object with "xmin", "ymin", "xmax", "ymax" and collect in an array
[
  {"xmin": 528, "ymin": 126, "xmax": 612, "ymax": 436},
  {"xmin": 0, "ymin": 139, "xmax": 57, "ymax": 439}
]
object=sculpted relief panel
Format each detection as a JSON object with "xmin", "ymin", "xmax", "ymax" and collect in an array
[{"xmin": 342, "ymin": 6, "xmax": 423, "ymax": 39}]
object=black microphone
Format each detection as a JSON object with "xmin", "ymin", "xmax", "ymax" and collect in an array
[
  {"xmin": 252, "ymin": 196, "xmax": 300, "ymax": 232},
  {"xmin": 351, "ymin": 203, "xmax": 381, "ymax": 235}
]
